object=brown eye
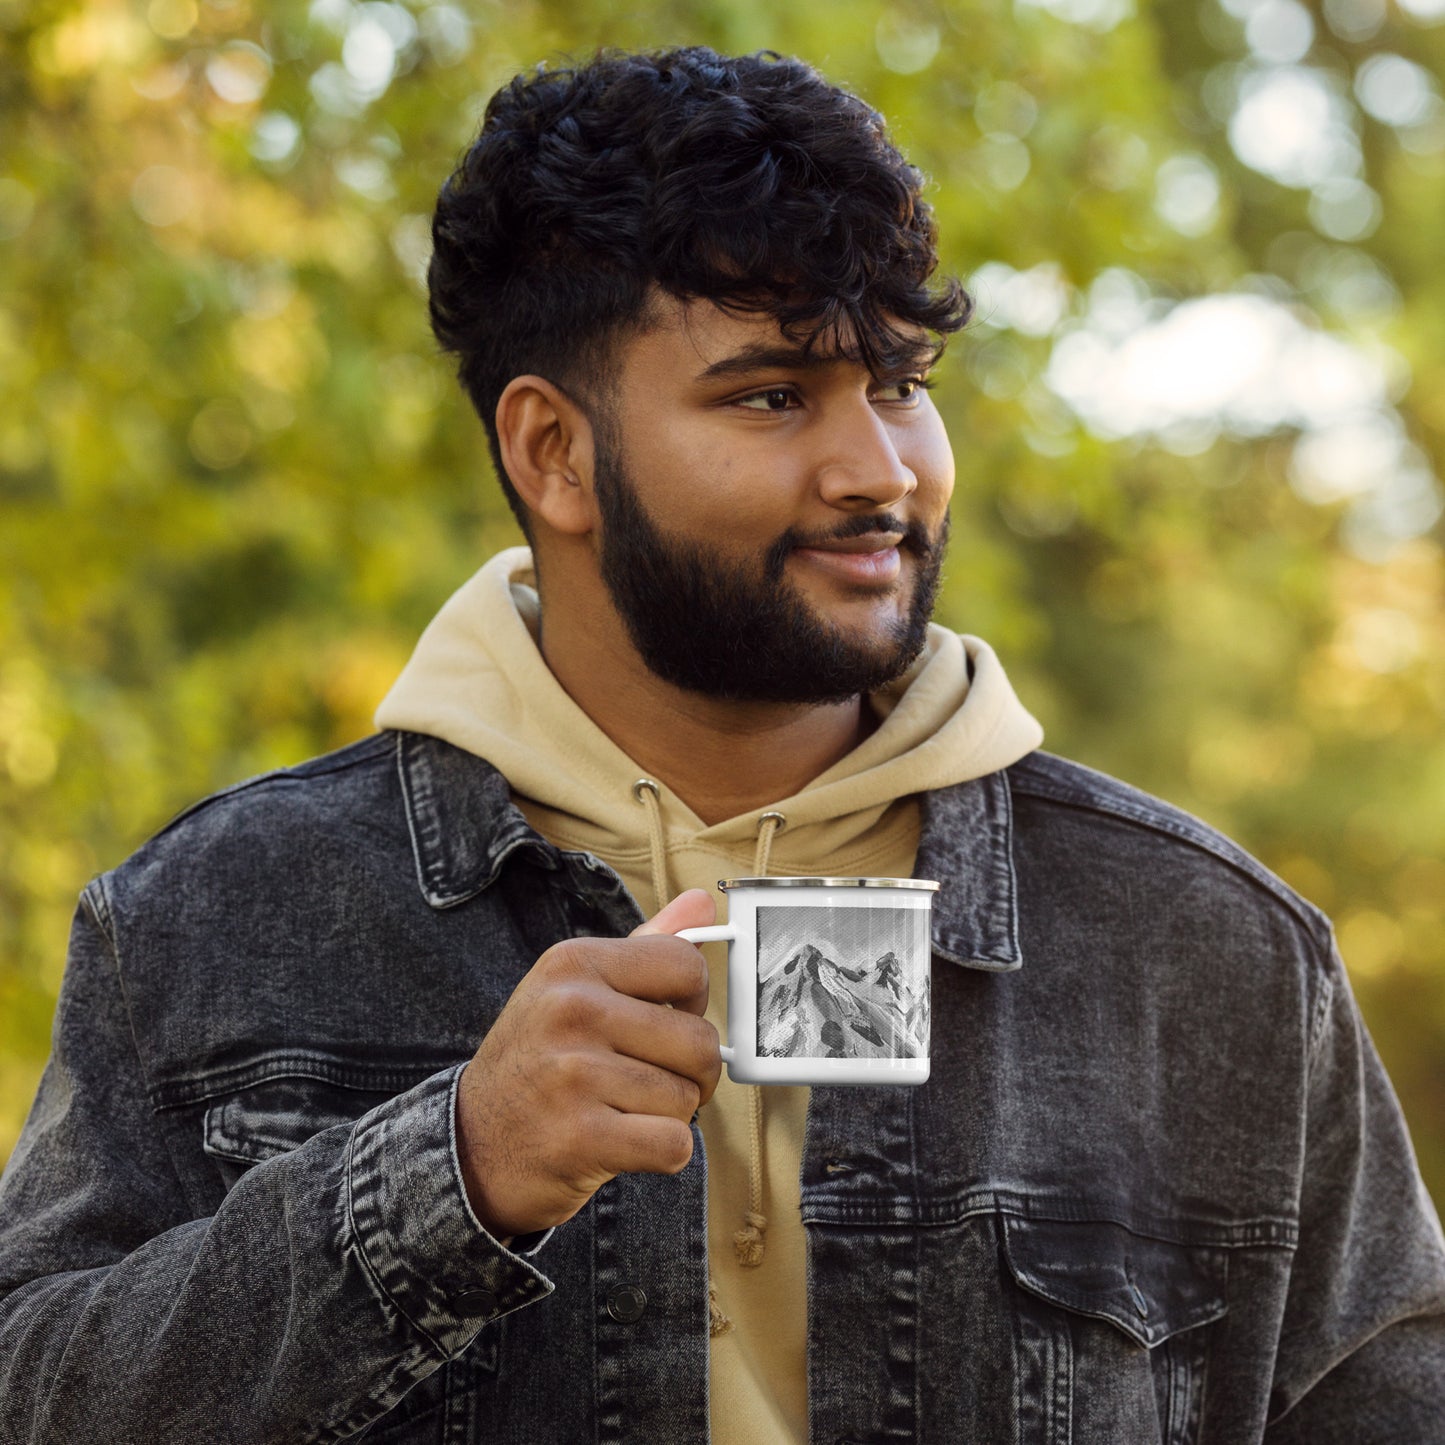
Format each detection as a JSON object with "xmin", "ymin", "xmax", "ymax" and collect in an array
[
  {"xmin": 738, "ymin": 388, "xmax": 796, "ymax": 411},
  {"xmin": 873, "ymin": 377, "xmax": 931, "ymax": 406}
]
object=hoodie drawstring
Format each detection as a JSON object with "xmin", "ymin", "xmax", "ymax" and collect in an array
[
  {"xmin": 734, "ymin": 810, "xmax": 784, "ymax": 1270},
  {"xmin": 635, "ymin": 777, "xmax": 731, "ymax": 1333},
  {"xmin": 632, "ymin": 778, "xmax": 668, "ymax": 915},
  {"xmin": 630, "ymin": 782, "xmax": 786, "ymax": 1332},
  {"xmin": 753, "ymin": 810, "xmax": 784, "ymax": 879}
]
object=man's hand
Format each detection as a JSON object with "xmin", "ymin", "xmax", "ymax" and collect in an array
[{"xmin": 455, "ymin": 889, "xmax": 722, "ymax": 1240}]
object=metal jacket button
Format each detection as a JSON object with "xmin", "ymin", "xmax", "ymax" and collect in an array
[
  {"xmin": 450, "ymin": 1287, "xmax": 498, "ymax": 1318},
  {"xmin": 606, "ymin": 1284, "xmax": 647, "ymax": 1323}
]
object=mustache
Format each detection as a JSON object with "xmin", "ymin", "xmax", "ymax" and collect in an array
[{"xmin": 765, "ymin": 512, "xmax": 948, "ymax": 580}]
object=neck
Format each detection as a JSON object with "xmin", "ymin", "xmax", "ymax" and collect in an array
[{"xmin": 536, "ymin": 565, "xmax": 874, "ymax": 826}]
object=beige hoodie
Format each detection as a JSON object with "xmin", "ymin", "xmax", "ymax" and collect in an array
[{"xmin": 376, "ymin": 546, "xmax": 1042, "ymax": 1443}]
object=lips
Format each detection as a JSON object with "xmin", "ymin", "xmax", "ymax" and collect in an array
[
  {"xmin": 792, "ymin": 535, "xmax": 904, "ymax": 584},
  {"xmin": 799, "ymin": 534, "xmax": 905, "ymax": 556}
]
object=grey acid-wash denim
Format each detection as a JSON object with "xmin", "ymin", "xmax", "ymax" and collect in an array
[{"xmin": 2, "ymin": 730, "xmax": 1443, "ymax": 1443}]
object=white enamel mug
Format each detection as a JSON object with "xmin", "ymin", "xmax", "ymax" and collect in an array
[{"xmin": 677, "ymin": 877, "xmax": 938, "ymax": 1086}]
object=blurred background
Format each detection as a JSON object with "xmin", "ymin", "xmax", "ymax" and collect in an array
[{"xmin": 1, "ymin": 0, "xmax": 1442, "ymax": 1202}]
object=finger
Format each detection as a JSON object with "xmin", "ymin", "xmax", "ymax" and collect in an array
[
  {"xmin": 590, "ymin": 1108, "xmax": 696, "ymax": 1179},
  {"xmin": 583, "ymin": 934, "xmax": 711, "ymax": 1014},
  {"xmin": 631, "ymin": 887, "xmax": 715, "ymax": 938},
  {"xmin": 598, "ymin": 994, "xmax": 722, "ymax": 1094},
  {"xmin": 587, "ymin": 1051, "xmax": 705, "ymax": 1123}
]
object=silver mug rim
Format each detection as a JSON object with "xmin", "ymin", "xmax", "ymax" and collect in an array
[{"xmin": 718, "ymin": 877, "xmax": 940, "ymax": 892}]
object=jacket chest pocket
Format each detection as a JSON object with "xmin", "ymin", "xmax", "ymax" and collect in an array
[
  {"xmin": 201, "ymin": 1074, "xmax": 396, "ymax": 1183},
  {"xmin": 1002, "ymin": 1215, "xmax": 1227, "ymax": 1445}
]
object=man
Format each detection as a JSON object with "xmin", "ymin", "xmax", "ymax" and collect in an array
[{"xmin": 1, "ymin": 45, "xmax": 1442, "ymax": 1445}]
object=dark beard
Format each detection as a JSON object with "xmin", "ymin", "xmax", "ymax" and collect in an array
[{"xmin": 593, "ymin": 441, "xmax": 948, "ymax": 704}]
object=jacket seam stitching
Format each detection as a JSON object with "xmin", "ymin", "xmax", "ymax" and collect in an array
[
  {"xmin": 82, "ymin": 876, "xmax": 156, "ymax": 1101},
  {"xmin": 146, "ymin": 734, "xmax": 392, "ymax": 845},
  {"xmin": 800, "ymin": 1195, "xmax": 1300, "ymax": 1246},
  {"xmin": 395, "ymin": 729, "xmax": 440, "ymax": 903},
  {"xmin": 1305, "ymin": 937, "xmax": 1339, "ymax": 1068},
  {"xmin": 80, "ymin": 874, "xmax": 194, "ymax": 1205},
  {"xmin": 150, "ymin": 1054, "xmax": 461, "ymax": 1110},
  {"xmin": 998, "ymin": 767, "xmax": 1022, "ymax": 958}
]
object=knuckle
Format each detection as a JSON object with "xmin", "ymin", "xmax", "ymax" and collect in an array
[
  {"xmin": 672, "ymin": 1073, "xmax": 702, "ymax": 1118},
  {"xmin": 661, "ymin": 1120, "xmax": 694, "ymax": 1173},
  {"xmin": 564, "ymin": 1108, "xmax": 601, "ymax": 1161},
  {"xmin": 543, "ymin": 935, "xmax": 612, "ymax": 981},
  {"xmin": 681, "ymin": 944, "xmax": 708, "ymax": 995},
  {"xmin": 651, "ymin": 936, "xmax": 705, "ymax": 994},
  {"xmin": 690, "ymin": 1017, "xmax": 721, "ymax": 1069},
  {"xmin": 546, "ymin": 980, "xmax": 601, "ymax": 1034},
  {"xmin": 548, "ymin": 1050, "xmax": 591, "ymax": 1091},
  {"xmin": 533, "ymin": 1050, "xmax": 603, "ymax": 1114}
]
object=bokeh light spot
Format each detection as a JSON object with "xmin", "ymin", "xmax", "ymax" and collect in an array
[
  {"xmin": 207, "ymin": 41, "xmax": 272, "ymax": 104},
  {"xmin": 131, "ymin": 166, "xmax": 196, "ymax": 227},
  {"xmin": 875, "ymin": 16, "xmax": 941, "ymax": 74},
  {"xmin": 250, "ymin": 111, "xmax": 301, "ymax": 165},
  {"xmin": 147, "ymin": 0, "xmax": 197, "ymax": 40},
  {"xmin": 974, "ymin": 81, "xmax": 1038, "ymax": 138},
  {"xmin": 1341, "ymin": 608, "xmax": 1422, "ymax": 673},
  {"xmin": 1309, "ymin": 178, "xmax": 1382, "ymax": 241},
  {"xmin": 188, "ymin": 399, "xmax": 254, "ymax": 470},
  {"xmin": 1229, "ymin": 66, "xmax": 1359, "ymax": 188},
  {"xmin": 978, "ymin": 134, "xmax": 1032, "ymax": 192},
  {"xmin": 972, "ymin": 261, "xmax": 1071, "ymax": 336},
  {"xmin": 1155, "ymin": 154, "xmax": 1221, "ymax": 235},
  {"xmin": 1339, "ymin": 909, "xmax": 1405, "ymax": 978},
  {"xmin": 1322, "ymin": 0, "xmax": 1385, "ymax": 41},
  {"xmin": 1245, "ymin": 0, "xmax": 1315, "ymax": 64},
  {"xmin": 1355, "ymin": 53, "xmax": 1439, "ymax": 128},
  {"xmin": 419, "ymin": 4, "xmax": 471, "ymax": 65},
  {"xmin": 1015, "ymin": 0, "xmax": 1136, "ymax": 32}
]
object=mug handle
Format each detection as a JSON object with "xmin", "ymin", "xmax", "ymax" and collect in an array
[{"xmin": 676, "ymin": 924, "xmax": 737, "ymax": 1065}]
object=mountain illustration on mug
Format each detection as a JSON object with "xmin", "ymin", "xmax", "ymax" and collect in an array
[{"xmin": 757, "ymin": 940, "xmax": 930, "ymax": 1059}]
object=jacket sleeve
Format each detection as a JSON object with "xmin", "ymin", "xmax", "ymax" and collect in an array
[
  {"xmin": 1263, "ymin": 935, "xmax": 1445, "ymax": 1441},
  {"xmin": 0, "ymin": 891, "xmax": 553, "ymax": 1445}
]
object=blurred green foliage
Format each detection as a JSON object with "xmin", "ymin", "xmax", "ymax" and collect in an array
[{"xmin": 2, "ymin": 0, "xmax": 1443, "ymax": 1209}]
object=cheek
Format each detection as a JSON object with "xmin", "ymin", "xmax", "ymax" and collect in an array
[
  {"xmin": 637, "ymin": 421, "xmax": 801, "ymax": 523},
  {"xmin": 906, "ymin": 419, "xmax": 955, "ymax": 507}
]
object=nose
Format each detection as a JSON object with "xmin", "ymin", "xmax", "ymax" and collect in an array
[{"xmin": 814, "ymin": 401, "xmax": 917, "ymax": 512}]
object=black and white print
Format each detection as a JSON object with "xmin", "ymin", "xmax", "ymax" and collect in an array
[{"xmin": 756, "ymin": 904, "xmax": 930, "ymax": 1059}]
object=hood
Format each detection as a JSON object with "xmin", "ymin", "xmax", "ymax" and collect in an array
[{"xmin": 375, "ymin": 546, "xmax": 1044, "ymax": 873}]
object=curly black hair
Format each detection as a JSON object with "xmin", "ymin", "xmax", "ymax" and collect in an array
[{"xmin": 428, "ymin": 46, "xmax": 971, "ymax": 530}]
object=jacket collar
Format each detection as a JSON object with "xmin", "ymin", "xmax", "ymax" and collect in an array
[
  {"xmin": 917, "ymin": 768, "xmax": 1022, "ymax": 971},
  {"xmin": 394, "ymin": 730, "xmax": 559, "ymax": 906},
  {"xmin": 394, "ymin": 729, "xmax": 1022, "ymax": 973}
]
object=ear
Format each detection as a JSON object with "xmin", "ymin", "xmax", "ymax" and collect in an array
[{"xmin": 494, "ymin": 376, "xmax": 599, "ymax": 536}]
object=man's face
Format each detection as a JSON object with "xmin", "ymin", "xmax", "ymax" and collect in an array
[{"xmin": 587, "ymin": 298, "xmax": 956, "ymax": 704}]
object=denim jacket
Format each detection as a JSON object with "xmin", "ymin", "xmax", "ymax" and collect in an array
[{"xmin": 2, "ymin": 730, "xmax": 1443, "ymax": 1444}]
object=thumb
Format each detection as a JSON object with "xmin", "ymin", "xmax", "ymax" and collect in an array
[{"xmin": 632, "ymin": 887, "xmax": 716, "ymax": 937}]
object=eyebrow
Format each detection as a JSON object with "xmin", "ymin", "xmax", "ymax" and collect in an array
[
  {"xmin": 693, "ymin": 340, "xmax": 940, "ymax": 383},
  {"xmin": 694, "ymin": 344, "xmax": 831, "ymax": 382}
]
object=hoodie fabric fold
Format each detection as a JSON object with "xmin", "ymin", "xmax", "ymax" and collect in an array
[{"xmin": 376, "ymin": 546, "xmax": 1043, "ymax": 1445}]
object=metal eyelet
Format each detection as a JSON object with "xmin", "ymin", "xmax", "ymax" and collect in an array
[
  {"xmin": 758, "ymin": 810, "xmax": 787, "ymax": 831},
  {"xmin": 631, "ymin": 778, "xmax": 660, "ymax": 802}
]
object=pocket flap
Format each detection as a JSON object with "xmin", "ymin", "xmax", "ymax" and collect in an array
[
  {"xmin": 203, "ymin": 1076, "xmax": 393, "ymax": 1165},
  {"xmin": 1001, "ymin": 1215, "xmax": 1226, "ymax": 1349}
]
